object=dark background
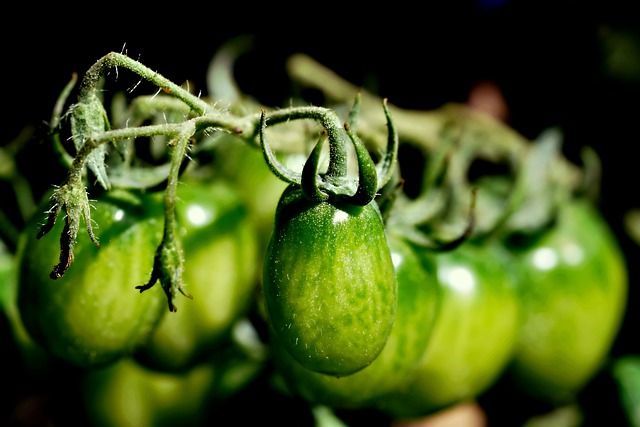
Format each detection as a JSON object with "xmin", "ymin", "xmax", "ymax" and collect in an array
[
  {"xmin": 5, "ymin": 1, "xmax": 639, "ymax": 216},
  {"xmin": 3, "ymin": 0, "xmax": 640, "ymax": 423}
]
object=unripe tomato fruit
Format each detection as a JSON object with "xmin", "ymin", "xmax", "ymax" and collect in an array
[
  {"xmin": 135, "ymin": 179, "xmax": 260, "ymax": 372},
  {"xmin": 209, "ymin": 136, "xmax": 292, "ymax": 246},
  {"xmin": 377, "ymin": 239, "xmax": 521, "ymax": 418},
  {"xmin": 16, "ymin": 190, "xmax": 167, "ymax": 368},
  {"xmin": 262, "ymin": 185, "xmax": 398, "ymax": 377},
  {"xmin": 82, "ymin": 324, "xmax": 265, "ymax": 427},
  {"xmin": 270, "ymin": 231, "xmax": 439, "ymax": 408},
  {"xmin": 506, "ymin": 199, "xmax": 628, "ymax": 403}
]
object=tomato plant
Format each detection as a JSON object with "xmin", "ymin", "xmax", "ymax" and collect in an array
[
  {"xmin": 16, "ymin": 190, "xmax": 167, "ymax": 368},
  {"xmin": 375, "ymin": 238, "xmax": 521, "ymax": 418},
  {"xmin": 2, "ymin": 39, "xmax": 636, "ymax": 427},
  {"xmin": 269, "ymin": 230, "xmax": 440, "ymax": 408},
  {"xmin": 135, "ymin": 178, "xmax": 261, "ymax": 372},
  {"xmin": 504, "ymin": 198, "xmax": 628, "ymax": 404}
]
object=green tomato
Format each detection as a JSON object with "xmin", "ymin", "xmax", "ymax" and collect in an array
[
  {"xmin": 135, "ymin": 178, "xmax": 260, "ymax": 372},
  {"xmin": 377, "ymin": 239, "xmax": 521, "ymax": 418},
  {"xmin": 82, "ymin": 358, "xmax": 216, "ymax": 427},
  {"xmin": 209, "ymin": 136, "xmax": 298, "ymax": 246},
  {"xmin": 82, "ymin": 320, "xmax": 266, "ymax": 427},
  {"xmin": 1, "ymin": 240, "xmax": 18, "ymax": 353},
  {"xmin": 0, "ymin": 239, "xmax": 14, "ymax": 309},
  {"xmin": 1, "ymin": 238, "xmax": 54, "ymax": 377},
  {"xmin": 505, "ymin": 199, "xmax": 628, "ymax": 404},
  {"xmin": 262, "ymin": 184, "xmax": 398, "ymax": 377},
  {"xmin": 16, "ymin": 190, "xmax": 167, "ymax": 368},
  {"xmin": 270, "ymin": 231, "xmax": 440, "ymax": 408}
]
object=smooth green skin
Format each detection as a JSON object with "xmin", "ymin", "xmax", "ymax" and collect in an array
[
  {"xmin": 82, "ymin": 357, "xmax": 215, "ymax": 427},
  {"xmin": 136, "ymin": 180, "xmax": 260, "ymax": 372},
  {"xmin": 263, "ymin": 185, "xmax": 398, "ymax": 377},
  {"xmin": 211, "ymin": 136, "xmax": 297, "ymax": 246},
  {"xmin": 1, "ymin": 239, "xmax": 54, "ymax": 376},
  {"xmin": 82, "ymin": 330, "xmax": 265, "ymax": 427},
  {"xmin": 0, "ymin": 240, "xmax": 14, "ymax": 309},
  {"xmin": 507, "ymin": 200, "xmax": 628, "ymax": 404},
  {"xmin": 377, "ymin": 239, "xmax": 521, "ymax": 418},
  {"xmin": 17, "ymin": 191, "xmax": 167, "ymax": 368},
  {"xmin": 271, "ymin": 232, "xmax": 440, "ymax": 408}
]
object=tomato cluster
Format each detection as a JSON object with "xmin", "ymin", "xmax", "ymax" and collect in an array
[
  {"xmin": 266, "ymin": 191, "xmax": 627, "ymax": 423},
  {"xmin": 2, "ymin": 174, "xmax": 270, "ymax": 425},
  {"xmin": 0, "ymin": 48, "xmax": 631, "ymax": 427}
]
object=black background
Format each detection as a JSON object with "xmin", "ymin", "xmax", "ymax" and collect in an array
[
  {"xmin": 4, "ymin": 0, "xmax": 640, "ymax": 424},
  {"xmin": 4, "ymin": 1, "xmax": 639, "ymax": 217}
]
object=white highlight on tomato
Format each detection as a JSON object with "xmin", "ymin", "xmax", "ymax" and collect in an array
[
  {"xmin": 113, "ymin": 209, "xmax": 124, "ymax": 222},
  {"xmin": 440, "ymin": 265, "xmax": 476, "ymax": 295},
  {"xmin": 561, "ymin": 242, "xmax": 585, "ymax": 266},
  {"xmin": 532, "ymin": 247, "xmax": 558, "ymax": 271},
  {"xmin": 186, "ymin": 204, "xmax": 211, "ymax": 226},
  {"xmin": 332, "ymin": 210, "xmax": 349, "ymax": 224}
]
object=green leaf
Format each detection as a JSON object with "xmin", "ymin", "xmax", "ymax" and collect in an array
[{"xmin": 70, "ymin": 95, "xmax": 111, "ymax": 189}]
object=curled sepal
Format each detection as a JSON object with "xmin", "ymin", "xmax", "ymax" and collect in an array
[
  {"xmin": 343, "ymin": 122, "xmax": 378, "ymax": 206},
  {"xmin": 376, "ymin": 99, "xmax": 399, "ymax": 190},
  {"xmin": 69, "ymin": 93, "xmax": 112, "ymax": 189},
  {"xmin": 576, "ymin": 145, "xmax": 601, "ymax": 203},
  {"xmin": 433, "ymin": 186, "xmax": 478, "ymax": 252},
  {"xmin": 346, "ymin": 92, "xmax": 362, "ymax": 130},
  {"xmin": 37, "ymin": 182, "xmax": 99, "ymax": 279},
  {"xmin": 259, "ymin": 110, "xmax": 301, "ymax": 185},
  {"xmin": 495, "ymin": 128, "xmax": 564, "ymax": 235},
  {"xmin": 136, "ymin": 239, "xmax": 193, "ymax": 312},
  {"xmin": 407, "ymin": 186, "xmax": 478, "ymax": 252},
  {"xmin": 301, "ymin": 132, "xmax": 329, "ymax": 202}
]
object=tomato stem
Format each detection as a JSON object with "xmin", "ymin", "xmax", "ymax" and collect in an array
[
  {"xmin": 135, "ymin": 124, "xmax": 195, "ymax": 312},
  {"xmin": 78, "ymin": 52, "xmax": 213, "ymax": 117}
]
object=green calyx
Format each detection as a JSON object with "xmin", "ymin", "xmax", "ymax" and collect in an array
[{"xmin": 259, "ymin": 96, "xmax": 398, "ymax": 206}]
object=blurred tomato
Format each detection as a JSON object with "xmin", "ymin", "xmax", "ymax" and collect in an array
[
  {"xmin": 135, "ymin": 178, "xmax": 260, "ymax": 372},
  {"xmin": 505, "ymin": 199, "xmax": 628, "ymax": 403}
]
